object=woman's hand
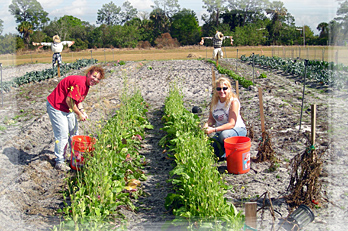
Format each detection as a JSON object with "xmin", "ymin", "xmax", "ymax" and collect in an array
[{"xmin": 204, "ymin": 126, "xmax": 216, "ymax": 135}]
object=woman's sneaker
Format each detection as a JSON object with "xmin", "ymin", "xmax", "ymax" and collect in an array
[{"xmin": 55, "ymin": 163, "xmax": 71, "ymax": 171}]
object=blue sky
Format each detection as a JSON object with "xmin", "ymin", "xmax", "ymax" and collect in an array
[{"xmin": 0, "ymin": 0, "xmax": 340, "ymax": 35}]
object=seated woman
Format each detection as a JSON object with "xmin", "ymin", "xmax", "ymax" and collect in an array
[{"xmin": 203, "ymin": 77, "xmax": 247, "ymax": 158}]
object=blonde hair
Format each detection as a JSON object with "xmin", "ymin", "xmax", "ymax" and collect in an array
[{"xmin": 210, "ymin": 77, "xmax": 237, "ymax": 113}]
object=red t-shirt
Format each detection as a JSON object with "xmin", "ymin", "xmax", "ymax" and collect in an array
[{"xmin": 47, "ymin": 75, "xmax": 89, "ymax": 113}]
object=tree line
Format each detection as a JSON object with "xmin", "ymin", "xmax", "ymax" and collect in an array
[{"xmin": 0, "ymin": 0, "xmax": 347, "ymax": 54}]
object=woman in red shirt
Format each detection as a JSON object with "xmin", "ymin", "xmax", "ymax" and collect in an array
[{"xmin": 46, "ymin": 66, "xmax": 105, "ymax": 171}]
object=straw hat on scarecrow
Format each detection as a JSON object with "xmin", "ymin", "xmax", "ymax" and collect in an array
[
  {"xmin": 53, "ymin": 35, "xmax": 61, "ymax": 43},
  {"xmin": 215, "ymin": 31, "xmax": 224, "ymax": 40}
]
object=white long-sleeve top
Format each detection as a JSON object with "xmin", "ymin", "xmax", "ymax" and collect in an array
[{"xmin": 40, "ymin": 41, "xmax": 74, "ymax": 53}]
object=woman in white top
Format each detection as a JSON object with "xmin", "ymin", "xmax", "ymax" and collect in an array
[{"xmin": 204, "ymin": 77, "xmax": 246, "ymax": 158}]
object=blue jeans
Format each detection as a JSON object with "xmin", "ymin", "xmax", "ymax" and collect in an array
[
  {"xmin": 46, "ymin": 101, "xmax": 78, "ymax": 164},
  {"xmin": 212, "ymin": 127, "xmax": 247, "ymax": 157}
]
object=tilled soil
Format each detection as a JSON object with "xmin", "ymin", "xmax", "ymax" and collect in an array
[{"xmin": 0, "ymin": 58, "xmax": 346, "ymax": 230}]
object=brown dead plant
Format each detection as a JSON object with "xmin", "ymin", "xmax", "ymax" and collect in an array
[
  {"xmin": 286, "ymin": 142, "xmax": 325, "ymax": 208},
  {"xmin": 253, "ymin": 130, "xmax": 277, "ymax": 169},
  {"xmin": 155, "ymin": 33, "xmax": 180, "ymax": 49}
]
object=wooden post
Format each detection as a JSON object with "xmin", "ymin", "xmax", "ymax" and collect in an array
[
  {"xmin": 258, "ymin": 88, "xmax": 265, "ymax": 133},
  {"xmin": 235, "ymin": 80, "xmax": 239, "ymax": 99},
  {"xmin": 311, "ymin": 104, "xmax": 316, "ymax": 146},
  {"xmin": 57, "ymin": 63, "xmax": 61, "ymax": 77},
  {"xmin": 245, "ymin": 202, "xmax": 257, "ymax": 230},
  {"xmin": 216, "ymin": 55, "xmax": 219, "ymax": 67}
]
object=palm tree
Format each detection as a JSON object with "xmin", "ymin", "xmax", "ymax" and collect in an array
[
  {"xmin": 317, "ymin": 22, "xmax": 328, "ymax": 38},
  {"xmin": 17, "ymin": 21, "xmax": 33, "ymax": 47}
]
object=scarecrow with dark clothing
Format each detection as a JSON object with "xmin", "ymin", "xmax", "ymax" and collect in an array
[
  {"xmin": 32, "ymin": 35, "xmax": 75, "ymax": 69},
  {"xmin": 200, "ymin": 31, "xmax": 233, "ymax": 60}
]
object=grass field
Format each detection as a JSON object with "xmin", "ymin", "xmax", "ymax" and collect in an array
[{"xmin": 1, "ymin": 45, "xmax": 348, "ymax": 67}]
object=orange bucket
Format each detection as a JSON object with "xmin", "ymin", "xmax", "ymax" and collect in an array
[
  {"xmin": 70, "ymin": 135, "xmax": 96, "ymax": 171},
  {"xmin": 224, "ymin": 136, "xmax": 251, "ymax": 174}
]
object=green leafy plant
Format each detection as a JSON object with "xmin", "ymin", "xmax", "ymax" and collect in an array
[
  {"xmin": 161, "ymin": 83, "xmax": 244, "ymax": 230},
  {"xmin": 258, "ymin": 73, "xmax": 267, "ymax": 79},
  {"xmin": 60, "ymin": 86, "xmax": 152, "ymax": 230},
  {"xmin": 206, "ymin": 59, "xmax": 253, "ymax": 88},
  {"xmin": 2, "ymin": 58, "xmax": 98, "ymax": 92}
]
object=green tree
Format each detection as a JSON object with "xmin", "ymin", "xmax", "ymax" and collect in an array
[
  {"xmin": 0, "ymin": 19, "xmax": 3, "ymax": 35},
  {"xmin": 328, "ymin": 20, "xmax": 340, "ymax": 45},
  {"xmin": 265, "ymin": 1, "xmax": 288, "ymax": 45},
  {"xmin": 202, "ymin": 0, "xmax": 227, "ymax": 26},
  {"xmin": 120, "ymin": 1, "xmax": 138, "ymax": 25},
  {"xmin": 317, "ymin": 22, "xmax": 329, "ymax": 45},
  {"xmin": 17, "ymin": 21, "xmax": 33, "ymax": 45},
  {"xmin": 171, "ymin": 9, "xmax": 201, "ymax": 45},
  {"xmin": 31, "ymin": 30, "xmax": 46, "ymax": 45},
  {"xmin": 151, "ymin": 0, "xmax": 180, "ymax": 18},
  {"xmin": 226, "ymin": 0, "xmax": 270, "ymax": 26},
  {"xmin": 9, "ymin": 0, "xmax": 49, "ymax": 30},
  {"xmin": 0, "ymin": 33, "xmax": 17, "ymax": 54},
  {"xmin": 43, "ymin": 15, "xmax": 88, "ymax": 40},
  {"xmin": 96, "ymin": 1, "xmax": 121, "ymax": 25},
  {"xmin": 233, "ymin": 23, "xmax": 268, "ymax": 46},
  {"xmin": 149, "ymin": 8, "xmax": 170, "ymax": 44},
  {"xmin": 335, "ymin": 0, "xmax": 348, "ymax": 42}
]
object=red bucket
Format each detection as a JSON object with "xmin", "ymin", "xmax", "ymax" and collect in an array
[
  {"xmin": 224, "ymin": 136, "xmax": 251, "ymax": 174},
  {"xmin": 70, "ymin": 135, "xmax": 96, "ymax": 171}
]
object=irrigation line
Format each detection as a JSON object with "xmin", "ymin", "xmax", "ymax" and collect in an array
[{"xmin": 299, "ymin": 59, "xmax": 309, "ymax": 131}]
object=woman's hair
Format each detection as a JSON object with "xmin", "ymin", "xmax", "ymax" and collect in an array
[
  {"xmin": 210, "ymin": 77, "xmax": 237, "ymax": 113},
  {"xmin": 86, "ymin": 66, "xmax": 105, "ymax": 79}
]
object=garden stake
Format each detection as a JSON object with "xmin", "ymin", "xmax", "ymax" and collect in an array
[
  {"xmin": 58, "ymin": 63, "xmax": 61, "ymax": 77},
  {"xmin": 245, "ymin": 202, "xmax": 257, "ymax": 231},
  {"xmin": 254, "ymin": 88, "xmax": 276, "ymax": 164},
  {"xmin": 299, "ymin": 59, "xmax": 309, "ymax": 131},
  {"xmin": 311, "ymin": 104, "xmax": 316, "ymax": 146},
  {"xmin": 90, "ymin": 50, "xmax": 92, "ymax": 59}
]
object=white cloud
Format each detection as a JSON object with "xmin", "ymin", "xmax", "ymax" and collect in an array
[
  {"xmin": 129, "ymin": 0, "xmax": 153, "ymax": 11},
  {"xmin": 50, "ymin": 0, "xmax": 90, "ymax": 17},
  {"xmin": 38, "ymin": 0, "xmax": 64, "ymax": 9}
]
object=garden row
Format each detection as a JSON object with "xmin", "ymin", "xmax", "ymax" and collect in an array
[
  {"xmin": 160, "ymin": 83, "xmax": 244, "ymax": 230},
  {"xmin": 206, "ymin": 59, "xmax": 253, "ymax": 88},
  {"xmin": 56, "ymin": 88, "xmax": 153, "ymax": 230},
  {"xmin": 1, "ymin": 58, "xmax": 98, "ymax": 92},
  {"xmin": 240, "ymin": 54, "xmax": 348, "ymax": 89}
]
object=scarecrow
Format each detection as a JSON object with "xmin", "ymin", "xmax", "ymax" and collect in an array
[
  {"xmin": 32, "ymin": 35, "xmax": 75, "ymax": 70},
  {"xmin": 200, "ymin": 31, "xmax": 233, "ymax": 62}
]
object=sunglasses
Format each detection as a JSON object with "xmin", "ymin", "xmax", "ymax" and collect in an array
[{"xmin": 216, "ymin": 87, "xmax": 228, "ymax": 91}]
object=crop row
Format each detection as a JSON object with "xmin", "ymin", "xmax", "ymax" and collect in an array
[
  {"xmin": 57, "ymin": 88, "xmax": 153, "ymax": 230},
  {"xmin": 240, "ymin": 54, "xmax": 348, "ymax": 89},
  {"xmin": 1, "ymin": 58, "xmax": 98, "ymax": 92},
  {"xmin": 206, "ymin": 59, "xmax": 254, "ymax": 88},
  {"xmin": 160, "ymin": 83, "xmax": 244, "ymax": 230}
]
